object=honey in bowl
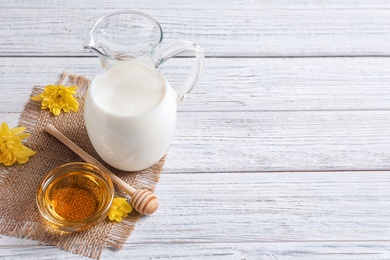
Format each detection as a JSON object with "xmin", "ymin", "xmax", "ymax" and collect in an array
[{"xmin": 36, "ymin": 162, "xmax": 114, "ymax": 232}]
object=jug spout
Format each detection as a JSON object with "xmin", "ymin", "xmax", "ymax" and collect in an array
[
  {"xmin": 83, "ymin": 38, "xmax": 114, "ymax": 68},
  {"xmin": 83, "ymin": 37, "xmax": 106, "ymax": 56}
]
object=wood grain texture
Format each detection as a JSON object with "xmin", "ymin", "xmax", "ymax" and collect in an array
[
  {"xmin": 130, "ymin": 171, "xmax": 390, "ymax": 243},
  {"xmin": 1, "ymin": 240, "xmax": 390, "ymax": 259},
  {"xmin": 0, "ymin": 5, "xmax": 389, "ymax": 56},
  {"xmin": 2, "ymin": 1, "xmax": 390, "ymax": 259},
  {"xmin": 3, "ymin": 110, "xmax": 390, "ymax": 173},
  {"xmin": 0, "ymin": 113, "xmax": 19, "ymax": 127},
  {"xmin": 3, "ymin": 0, "xmax": 390, "ymax": 9},
  {"xmin": 2, "ymin": 57, "xmax": 390, "ymax": 113},
  {"xmin": 1, "ymin": 171, "xmax": 390, "ymax": 259}
]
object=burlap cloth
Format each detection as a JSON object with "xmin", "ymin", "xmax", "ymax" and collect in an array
[{"xmin": 0, "ymin": 72, "xmax": 164, "ymax": 259}]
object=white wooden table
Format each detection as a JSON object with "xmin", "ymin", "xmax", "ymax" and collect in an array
[{"xmin": 1, "ymin": 1, "xmax": 390, "ymax": 259}]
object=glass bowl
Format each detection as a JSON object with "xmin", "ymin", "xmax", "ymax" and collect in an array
[{"xmin": 36, "ymin": 162, "xmax": 114, "ymax": 232}]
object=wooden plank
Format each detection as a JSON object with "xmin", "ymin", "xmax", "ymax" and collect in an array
[
  {"xmin": 2, "ymin": 1, "xmax": 389, "ymax": 260},
  {"xmin": 172, "ymin": 111, "xmax": 390, "ymax": 172},
  {"xmin": 1, "ymin": 239, "xmax": 390, "ymax": 259},
  {"xmin": 106, "ymin": 242, "xmax": 390, "ymax": 259},
  {"xmin": 0, "ymin": 7, "xmax": 389, "ymax": 56},
  {"xmin": 134, "ymin": 171, "xmax": 390, "ymax": 242},
  {"xmin": 1, "ymin": 171, "xmax": 390, "ymax": 259},
  {"xmin": 3, "ymin": 0, "xmax": 390, "ymax": 9},
  {"xmin": 2, "ymin": 57, "xmax": 390, "ymax": 113},
  {"xmin": 0, "ymin": 113, "xmax": 19, "ymax": 127},
  {"xmin": 2, "ymin": 110, "xmax": 390, "ymax": 172}
]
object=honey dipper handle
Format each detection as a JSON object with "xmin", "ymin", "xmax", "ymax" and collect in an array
[{"xmin": 44, "ymin": 124, "xmax": 137, "ymax": 196}]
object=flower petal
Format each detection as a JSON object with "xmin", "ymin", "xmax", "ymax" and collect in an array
[
  {"xmin": 0, "ymin": 122, "xmax": 35, "ymax": 166},
  {"xmin": 14, "ymin": 146, "xmax": 36, "ymax": 158},
  {"xmin": 114, "ymin": 215, "xmax": 122, "ymax": 222},
  {"xmin": 68, "ymin": 99, "xmax": 79, "ymax": 112},
  {"xmin": 16, "ymin": 133, "xmax": 30, "ymax": 141},
  {"xmin": 31, "ymin": 95, "xmax": 43, "ymax": 101},
  {"xmin": 122, "ymin": 203, "xmax": 133, "ymax": 213},
  {"xmin": 10, "ymin": 126, "xmax": 27, "ymax": 136},
  {"xmin": 107, "ymin": 197, "xmax": 133, "ymax": 222},
  {"xmin": 1, "ymin": 122, "xmax": 10, "ymax": 134},
  {"xmin": 52, "ymin": 106, "xmax": 61, "ymax": 116},
  {"xmin": 33, "ymin": 85, "xmax": 80, "ymax": 115}
]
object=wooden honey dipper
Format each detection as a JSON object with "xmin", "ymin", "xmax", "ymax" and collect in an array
[{"xmin": 44, "ymin": 124, "xmax": 158, "ymax": 215}]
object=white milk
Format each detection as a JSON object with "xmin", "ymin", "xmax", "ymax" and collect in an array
[
  {"xmin": 91, "ymin": 59, "xmax": 165, "ymax": 116},
  {"xmin": 84, "ymin": 58, "xmax": 178, "ymax": 171}
]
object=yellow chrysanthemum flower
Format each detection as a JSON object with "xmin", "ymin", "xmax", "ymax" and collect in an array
[
  {"xmin": 108, "ymin": 197, "xmax": 133, "ymax": 222},
  {"xmin": 31, "ymin": 85, "xmax": 78, "ymax": 116},
  {"xmin": 0, "ymin": 122, "xmax": 36, "ymax": 166}
]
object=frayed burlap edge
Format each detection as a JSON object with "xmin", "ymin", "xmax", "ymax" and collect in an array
[{"xmin": 0, "ymin": 72, "xmax": 163, "ymax": 259}]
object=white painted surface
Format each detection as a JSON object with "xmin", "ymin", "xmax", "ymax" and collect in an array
[
  {"xmin": 1, "ymin": 0, "xmax": 390, "ymax": 259},
  {"xmin": 1, "ymin": 2, "xmax": 390, "ymax": 56}
]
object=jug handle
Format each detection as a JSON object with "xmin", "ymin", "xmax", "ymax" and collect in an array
[{"xmin": 153, "ymin": 41, "xmax": 205, "ymax": 102}]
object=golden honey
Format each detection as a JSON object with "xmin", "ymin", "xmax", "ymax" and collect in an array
[{"xmin": 37, "ymin": 162, "xmax": 114, "ymax": 232}]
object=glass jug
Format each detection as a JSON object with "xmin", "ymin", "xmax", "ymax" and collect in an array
[{"xmin": 83, "ymin": 11, "xmax": 204, "ymax": 171}]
